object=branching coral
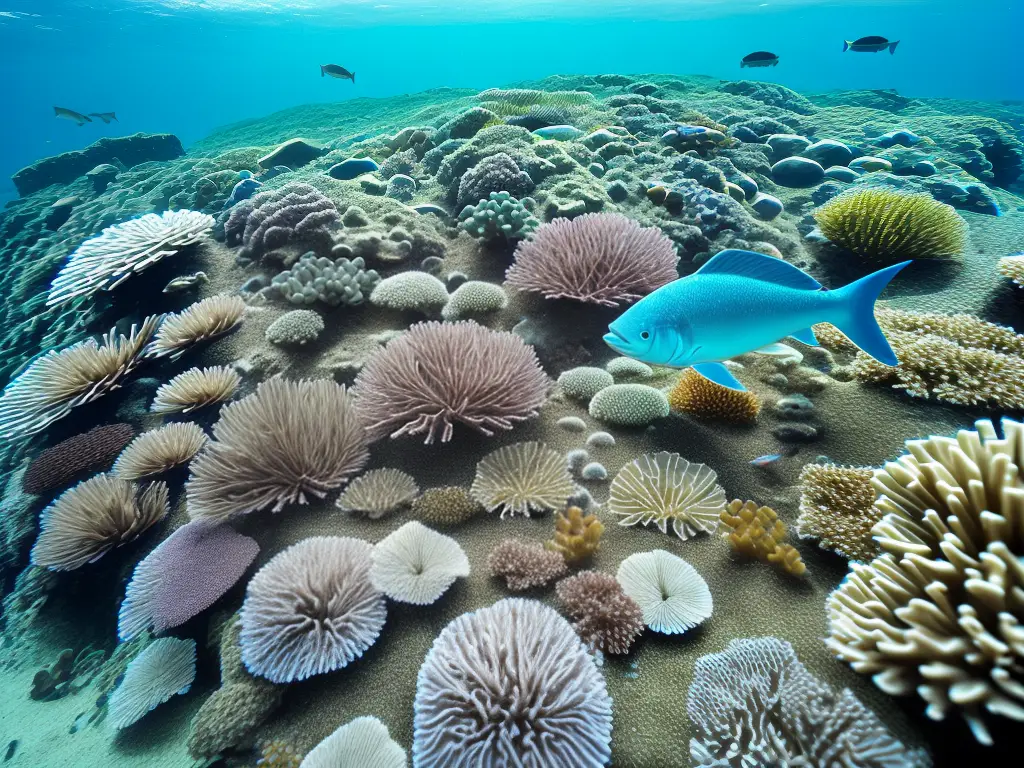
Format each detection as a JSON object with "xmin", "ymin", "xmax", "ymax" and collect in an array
[
  {"xmin": 488, "ymin": 538, "xmax": 568, "ymax": 591},
  {"xmin": 814, "ymin": 188, "xmax": 966, "ymax": 261},
  {"xmin": 668, "ymin": 369, "xmax": 761, "ymax": 423},
  {"xmin": 720, "ymin": 500, "xmax": 806, "ymax": 576},
  {"xmin": 458, "ymin": 191, "xmax": 539, "ymax": 241},
  {"xmin": 826, "ymin": 417, "xmax": 1024, "ymax": 745},
  {"xmin": 146, "ymin": 295, "xmax": 245, "ymax": 361},
  {"xmin": 546, "ymin": 506, "xmax": 604, "ymax": 563},
  {"xmin": 556, "ymin": 571, "xmax": 644, "ymax": 655},
  {"xmin": 505, "ymin": 213, "xmax": 679, "ymax": 307},
  {"xmin": 335, "ymin": 468, "xmax": 419, "ymax": 520},
  {"xmin": 470, "ymin": 441, "xmax": 574, "ymax": 518},
  {"xmin": 795, "ymin": 463, "xmax": 880, "ymax": 562},
  {"xmin": 151, "ymin": 365, "xmax": 240, "ymax": 414}
]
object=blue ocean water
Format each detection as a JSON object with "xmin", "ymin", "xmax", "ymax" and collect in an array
[{"xmin": 1, "ymin": 0, "xmax": 1020, "ymax": 204}]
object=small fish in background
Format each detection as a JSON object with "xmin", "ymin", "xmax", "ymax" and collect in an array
[
  {"xmin": 88, "ymin": 112, "xmax": 117, "ymax": 124},
  {"xmin": 320, "ymin": 63, "xmax": 355, "ymax": 83},
  {"xmin": 163, "ymin": 271, "xmax": 209, "ymax": 293},
  {"xmin": 741, "ymin": 51, "xmax": 779, "ymax": 68},
  {"xmin": 4, "ymin": 740, "xmax": 17, "ymax": 762},
  {"xmin": 750, "ymin": 453, "xmax": 783, "ymax": 467},
  {"xmin": 53, "ymin": 106, "xmax": 91, "ymax": 126},
  {"xmin": 843, "ymin": 36, "xmax": 899, "ymax": 54}
]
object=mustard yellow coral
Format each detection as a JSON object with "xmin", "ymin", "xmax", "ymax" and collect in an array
[
  {"xmin": 795, "ymin": 463, "xmax": 879, "ymax": 562},
  {"xmin": 720, "ymin": 500, "xmax": 805, "ymax": 576},
  {"xmin": 546, "ymin": 506, "xmax": 605, "ymax": 564},
  {"xmin": 814, "ymin": 188, "xmax": 966, "ymax": 261},
  {"xmin": 668, "ymin": 369, "xmax": 760, "ymax": 424}
]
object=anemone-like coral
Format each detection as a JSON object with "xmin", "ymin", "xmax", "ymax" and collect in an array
[
  {"xmin": 720, "ymin": 499, "xmax": 806, "ymax": 576},
  {"xmin": 335, "ymin": 468, "xmax": 419, "ymax": 520},
  {"xmin": 146, "ymin": 295, "xmax": 245, "ymax": 361},
  {"xmin": 505, "ymin": 213, "xmax": 679, "ymax": 306},
  {"xmin": 186, "ymin": 378, "xmax": 369, "ymax": 521},
  {"xmin": 113, "ymin": 422, "xmax": 207, "ymax": 480},
  {"xmin": 224, "ymin": 182, "xmax": 340, "ymax": 260},
  {"xmin": 47, "ymin": 210, "xmax": 213, "ymax": 306},
  {"xmin": 795, "ymin": 463, "xmax": 879, "ymax": 562},
  {"xmin": 370, "ymin": 521, "xmax": 469, "ymax": 605},
  {"xmin": 22, "ymin": 423, "xmax": 135, "ymax": 496},
  {"xmin": 413, "ymin": 598, "xmax": 613, "ymax": 767},
  {"xmin": 609, "ymin": 451, "xmax": 726, "ymax": 540},
  {"xmin": 556, "ymin": 570, "xmax": 644, "ymax": 655},
  {"xmin": 240, "ymin": 536, "xmax": 386, "ymax": 683},
  {"xmin": 0, "ymin": 315, "xmax": 160, "ymax": 440},
  {"xmin": 668, "ymin": 369, "xmax": 761, "ymax": 424},
  {"xmin": 109, "ymin": 637, "xmax": 196, "ymax": 729},
  {"xmin": 546, "ymin": 505, "xmax": 605, "ymax": 563},
  {"xmin": 488, "ymin": 538, "xmax": 569, "ymax": 591},
  {"xmin": 411, "ymin": 486, "xmax": 481, "ymax": 527},
  {"xmin": 826, "ymin": 417, "xmax": 1024, "ymax": 745},
  {"xmin": 616, "ymin": 549, "xmax": 713, "ymax": 634},
  {"xmin": 814, "ymin": 188, "xmax": 967, "ymax": 261},
  {"xmin": 353, "ymin": 321, "xmax": 549, "ymax": 444},
  {"xmin": 151, "ymin": 365, "xmax": 241, "ymax": 414},
  {"xmin": 470, "ymin": 441, "xmax": 574, "ymax": 518}
]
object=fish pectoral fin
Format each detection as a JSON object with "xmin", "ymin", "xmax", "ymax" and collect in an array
[
  {"xmin": 754, "ymin": 342, "xmax": 801, "ymax": 357},
  {"xmin": 788, "ymin": 327, "xmax": 820, "ymax": 346},
  {"xmin": 692, "ymin": 362, "xmax": 746, "ymax": 391}
]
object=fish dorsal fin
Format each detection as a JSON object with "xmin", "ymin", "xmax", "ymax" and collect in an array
[{"xmin": 696, "ymin": 249, "xmax": 822, "ymax": 290}]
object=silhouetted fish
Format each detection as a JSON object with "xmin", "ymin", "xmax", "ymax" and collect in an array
[
  {"xmin": 321, "ymin": 64, "xmax": 355, "ymax": 83},
  {"xmin": 53, "ymin": 106, "xmax": 91, "ymax": 126},
  {"xmin": 88, "ymin": 112, "xmax": 118, "ymax": 124},
  {"xmin": 844, "ymin": 36, "xmax": 899, "ymax": 54},
  {"xmin": 741, "ymin": 51, "xmax": 779, "ymax": 68}
]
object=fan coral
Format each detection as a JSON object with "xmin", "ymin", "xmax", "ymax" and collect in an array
[
  {"xmin": 458, "ymin": 191, "xmax": 539, "ymax": 241},
  {"xmin": 47, "ymin": 210, "xmax": 213, "ymax": 307},
  {"xmin": 505, "ymin": 213, "xmax": 679, "ymax": 306},
  {"xmin": 353, "ymin": 321, "xmax": 548, "ymax": 444},
  {"xmin": 0, "ymin": 315, "xmax": 160, "ymax": 440},
  {"xmin": 118, "ymin": 518, "xmax": 259, "ymax": 640},
  {"xmin": 302, "ymin": 716, "xmax": 406, "ymax": 768},
  {"xmin": 413, "ymin": 598, "xmax": 613, "ymax": 767},
  {"xmin": 146, "ymin": 295, "xmax": 245, "ymax": 361},
  {"xmin": 546, "ymin": 505, "xmax": 604, "ymax": 563},
  {"xmin": 668, "ymin": 369, "xmax": 761, "ymax": 424},
  {"xmin": 816, "ymin": 307, "xmax": 1024, "ymax": 409},
  {"xmin": 998, "ymin": 253, "xmax": 1024, "ymax": 288},
  {"xmin": 335, "ymin": 468, "xmax": 419, "ymax": 520},
  {"xmin": 826, "ymin": 417, "xmax": 1024, "ymax": 745},
  {"xmin": 814, "ymin": 188, "xmax": 967, "ymax": 261},
  {"xmin": 151, "ymin": 365, "xmax": 241, "ymax": 414},
  {"xmin": 265, "ymin": 253, "xmax": 381, "ymax": 307},
  {"xmin": 688, "ymin": 637, "xmax": 930, "ymax": 768},
  {"xmin": 556, "ymin": 571, "xmax": 644, "ymax": 655},
  {"xmin": 488, "ymin": 538, "xmax": 569, "ymax": 591},
  {"xmin": 616, "ymin": 549, "xmax": 713, "ymax": 634},
  {"xmin": 471, "ymin": 441, "xmax": 574, "ymax": 518},
  {"xmin": 187, "ymin": 378, "xmax": 369, "ymax": 521},
  {"xmin": 411, "ymin": 486, "xmax": 481, "ymax": 526},
  {"xmin": 240, "ymin": 536, "xmax": 386, "ymax": 683},
  {"xmin": 795, "ymin": 463, "xmax": 879, "ymax": 562},
  {"xmin": 22, "ymin": 423, "xmax": 135, "ymax": 496},
  {"xmin": 720, "ymin": 499, "xmax": 806, "ymax": 576},
  {"xmin": 109, "ymin": 637, "xmax": 196, "ymax": 729},
  {"xmin": 609, "ymin": 451, "xmax": 726, "ymax": 540},
  {"xmin": 225, "ymin": 182, "xmax": 340, "ymax": 260},
  {"xmin": 370, "ymin": 521, "xmax": 469, "ymax": 605},
  {"xmin": 31, "ymin": 474, "xmax": 168, "ymax": 571},
  {"xmin": 113, "ymin": 422, "xmax": 207, "ymax": 480},
  {"xmin": 264, "ymin": 309, "xmax": 324, "ymax": 346}
]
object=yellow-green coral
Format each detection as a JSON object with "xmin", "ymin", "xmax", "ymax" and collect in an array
[
  {"xmin": 546, "ymin": 506, "xmax": 605, "ymax": 563},
  {"xmin": 667, "ymin": 369, "xmax": 761, "ymax": 424},
  {"xmin": 795, "ymin": 463, "xmax": 879, "ymax": 562},
  {"xmin": 813, "ymin": 188, "xmax": 967, "ymax": 261},
  {"xmin": 720, "ymin": 500, "xmax": 806, "ymax": 576}
]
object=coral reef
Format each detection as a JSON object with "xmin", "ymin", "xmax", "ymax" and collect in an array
[
  {"xmin": 146, "ymin": 294, "xmax": 245, "ymax": 360},
  {"xmin": 458, "ymin": 191, "xmax": 539, "ymax": 241},
  {"xmin": 488, "ymin": 539, "xmax": 569, "ymax": 591},
  {"xmin": 302, "ymin": 716, "xmax": 406, "ymax": 768},
  {"xmin": 589, "ymin": 384, "xmax": 670, "ymax": 426},
  {"xmin": 151, "ymin": 365, "xmax": 240, "ymax": 414},
  {"xmin": 411, "ymin": 486, "xmax": 481, "ymax": 527},
  {"xmin": 264, "ymin": 309, "xmax": 324, "ymax": 346},
  {"xmin": 720, "ymin": 499, "xmax": 806, "ymax": 576},
  {"xmin": 109, "ymin": 637, "xmax": 197, "ymax": 729},
  {"xmin": 225, "ymin": 183, "xmax": 340, "ymax": 260}
]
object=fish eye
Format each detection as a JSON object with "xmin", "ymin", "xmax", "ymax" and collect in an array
[{"xmin": 640, "ymin": 331, "xmax": 650, "ymax": 340}]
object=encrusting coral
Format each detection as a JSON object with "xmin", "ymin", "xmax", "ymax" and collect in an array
[
  {"xmin": 720, "ymin": 499, "xmax": 806, "ymax": 576},
  {"xmin": 488, "ymin": 538, "xmax": 569, "ymax": 591},
  {"xmin": 22, "ymin": 423, "xmax": 135, "ymax": 496},
  {"xmin": 264, "ymin": 253, "xmax": 380, "ymax": 307},
  {"xmin": 668, "ymin": 369, "xmax": 761, "ymax": 424},
  {"xmin": 546, "ymin": 505, "xmax": 605, "ymax": 563},
  {"xmin": 410, "ymin": 486, "xmax": 481, "ymax": 526},
  {"xmin": 795, "ymin": 462, "xmax": 880, "ymax": 562},
  {"xmin": 224, "ymin": 182, "xmax": 340, "ymax": 260},
  {"xmin": 997, "ymin": 253, "xmax": 1024, "ymax": 288},
  {"xmin": 556, "ymin": 571, "xmax": 644, "ymax": 655}
]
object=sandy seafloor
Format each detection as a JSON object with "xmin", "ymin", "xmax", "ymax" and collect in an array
[{"xmin": 0, "ymin": 73, "xmax": 1022, "ymax": 767}]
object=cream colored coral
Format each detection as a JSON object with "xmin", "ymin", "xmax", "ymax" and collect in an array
[
  {"xmin": 471, "ymin": 441, "xmax": 574, "ymax": 519},
  {"xmin": 998, "ymin": 254, "xmax": 1024, "ymax": 288},
  {"xmin": 796, "ymin": 463, "xmax": 880, "ymax": 562}
]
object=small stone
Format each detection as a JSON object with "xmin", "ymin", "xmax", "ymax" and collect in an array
[
  {"xmin": 800, "ymin": 139, "xmax": 854, "ymax": 168},
  {"xmin": 733, "ymin": 126, "xmax": 761, "ymax": 143},
  {"xmin": 581, "ymin": 462, "xmax": 608, "ymax": 481},
  {"xmin": 875, "ymin": 129, "xmax": 922, "ymax": 148},
  {"xmin": 804, "ymin": 227, "xmax": 829, "ymax": 243},
  {"xmin": 773, "ymin": 423, "xmax": 819, "ymax": 443},
  {"xmin": 567, "ymin": 449, "xmax": 590, "ymax": 474},
  {"xmin": 774, "ymin": 394, "xmax": 814, "ymax": 420},
  {"xmin": 582, "ymin": 129, "xmax": 622, "ymax": 150},
  {"xmin": 724, "ymin": 182, "xmax": 746, "ymax": 202},
  {"xmin": 241, "ymin": 276, "xmax": 269, "ymax": 293},
  {"xmin": 555, "ymin": 199, "xmax": 588, "ymax": 217},
  {"xmin": 586, "ymin": 431, "xmax": 616, "ymax": 448},
  {"xmin": 588, "ymin": 163, "xmax": 606, "ymax": 178},
  {"xmin": 606, "ymin": 180, "xmax": 629, "ymax": 202},
  {"xmin": 557, "ymin": 416, "xmax": 587, "ymax": 433},
  {"xmin": 767, "ymin": 373, "xmax": 789, "ymax": 388},
  {"xmin": 771, "ymin": 157, "xmax": 825, "ymax": 188},
  {"xmin": 824, "ymin": 166, "xmax": 860, "ymax": 183},
  {"xmin": 750, "ymin": 193, "xmax": 783, "ymax": 221},
  {"xmin": 849, "ymin": 156, "xmax": 892, "ymax": 173},
  {"xmin": 420, "ymin": 256, "xmax": 444, "ymax": 275},
  {"xmin": 328, "ymin": 157, "xmax": 380, "ymax": 180},
  {"xmin": 766, "ymin": 134, "xmax": 812, "ymax": 159},
  {"xmin": 385, "ymin": 173, "xmax": 417, "ymax": 202},
  {"xmin": 341, "ymin": 206, "xmax": 371, "ymax": 227},
  {"xmin": 733, "ymin": 173, "xmax": 758, "ymax": 200}
]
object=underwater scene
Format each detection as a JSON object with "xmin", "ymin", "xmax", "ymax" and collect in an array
[{"xmin": 1, "ymin": 0, "xmax": 1023, "ymax": 766}]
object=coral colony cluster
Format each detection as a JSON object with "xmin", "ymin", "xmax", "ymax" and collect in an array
[{"xmin": 0, "ymin": 72, "xmax": 1021, "ymax": 767}]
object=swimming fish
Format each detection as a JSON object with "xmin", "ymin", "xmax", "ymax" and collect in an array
[
  {"xmin": 321, "ymin": 64, "xmax": 355, "ymax": 83},
  {"xmin": 88, "ymin": 112, "xmax": 118, "ymax": 124},
  {"xmin": 843, "ymin": 36, "xmax": 899, "ymax": 54},
  {"xmin": 163, "ymin": 271, "xmax": 209, "ymax": 293},
  {"xmin": 741, "ymin": 51, "xmax": 779, "ymax": 68},
  {"xmin": 53, "ymin": 106, "xmax": 91, "ymax": 126},
  {"xmin": 750, "ymin": 454, "xmax": 783, "ymax": 467},
  {"xmin": 603, "ymin": 249, "xmax": 910, "ymax": 391}
]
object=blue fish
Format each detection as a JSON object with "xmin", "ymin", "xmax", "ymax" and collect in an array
[
  {"xmin": 750, "ymin": 454, "xmax": 783, "ymax": 467},
  {"xmin": 603, "ymin": 249, "xmax": 909, "ymax": 391}
]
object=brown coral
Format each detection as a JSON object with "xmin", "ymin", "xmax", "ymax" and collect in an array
[
  {"xmin": 150, "ymin": 365, "xmax": 240, "ymax": 415},
  {"xmin": 22, "ymin": 423, "xmax": 135, "ymax": 496},
  {"xmin": 795, "ymin": 463, "xmax": 879, "ymax": 562},
  {"xmin": 146, "ymin": 295, "xmax": 245, "ymax": 361},
  {"xmin": 546, "ymin": 506, "xmax": 605, "ymax": 563},
  {"xmin": 667, "ymin": 369, "xmax": 761, "ymax": 424},
  {"xmin": 719, "ymin": 500, "xmax": 806, "ymax": 576},
  {"xmin": 411, "ymin": 486, "xmax": 482, "ymax": 526},
  {"xmin": 556, "ymin": 571, "xmax": 644, "ymax": 655},
  {"xmin": 488, "ymin": 538, "xmax": 568, "ymax": 591}
]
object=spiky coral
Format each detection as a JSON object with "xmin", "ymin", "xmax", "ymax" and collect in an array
[
  {"xmin": 488, "ymin": 538, "xmax": 568, "ymax": 591},
  {"xmin": 546, "ymin": 506, "xmax": 605, "ymax": 563},
  {"xmin": 720, "ymin": 500, "xmax": 805, "ymax": 576},
  {"xmin": 668, "ymin": 369, "xmax": 761, "ymax": 424},
  {"xmin": 814, "ymin": 188, "xmax": 966, "ymax": 261},
  {"xmin": 795, "ymin": 463, "xmax": 879, "ymax": 562},
  {"xmin": 556, "ymin": 571, "xmax": 644, "ymax": 655}
]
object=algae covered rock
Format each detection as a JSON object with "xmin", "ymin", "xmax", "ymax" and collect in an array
[{"xmin": 771, "ymin": 156, "xmax": 825, "ymax": 187}]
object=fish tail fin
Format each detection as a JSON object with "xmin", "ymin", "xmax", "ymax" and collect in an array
[
  {"xmin": 829, "ymin": 261, "xmax": 911, "ymax": 366},
  {"xmin": 889, "ymin": 41, "xmax": 899, "ymax": 54},
  {"xmin": 351, "ymin": 72, "xmax": 355, "ymax": 83},
  {"xmin": 843, "ymin": 40, "xmax": 850, "ymax": 52},
  {"xmin": 320, "ymin": 65, "xmax": 325, "ymax": 77},
  {"xmin": 112, "ymin": 113, "xmax": 118, "ymax": 122},
  {"xmin": 53, "ymin": 106, "xmax": 59, "ymax": 115}
]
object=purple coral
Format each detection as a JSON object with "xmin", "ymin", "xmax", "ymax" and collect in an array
[
  {"xmin": 456, "ymin": 153, "xmax": 534, "ymax": 208},
  {"xmin": 224, "ymin": 182, "xmax": 340, "ymax": 259},
  {"xmin": 505, "ymin": 213, "xmax": 679, "ymax": 306}
]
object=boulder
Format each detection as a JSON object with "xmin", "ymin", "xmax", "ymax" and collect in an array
[
  {"xmin": 328, "ymin": 157, "xmax": 381, "ymax": 180},
  {"xmin": 766, "ymin": 134, "xmax": 812, "ymax": 159},
  {"xmin": 800, "ymin": 139, "xmax": 854, "ymax": 168},
  {"xmin": 849, "ymin": 156, "xmax": 892, "ymax": 173},
  {"xmin": 257, "ymin": 138, "xmax": 325, "ymax": 169},
  {"xmin": 771, "ymin": 156, "xmax": 825, "ymax": 188},
  {"xmin": 750, "ymin": 192, "xmax": 784, "ymax": 220},
  {"xmin": 824, "ymin": 166, "xmax": 860, "ymax": 183}
]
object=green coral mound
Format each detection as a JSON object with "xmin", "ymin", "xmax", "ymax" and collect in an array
[
  {"xmin": 814, "ymin": 188, "xmax": 967, "ymax": 262},
  {"xmin": 459, "ymin": 191, "xmax": 539, "ymax": 241}
]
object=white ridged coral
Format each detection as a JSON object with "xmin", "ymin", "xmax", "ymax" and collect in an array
[
  {"xmin": 616, "ymin": 549, "xmax": 713, "ymax": 634},
  {"xmin": 370, "ymin": 521, "xmax": 469, "ymax": 605}
]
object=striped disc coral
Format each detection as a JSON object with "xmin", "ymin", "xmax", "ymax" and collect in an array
[
  {"xmin": 616, "ymin": 549, "xmax": 713, "ymax": 634},
  {"xmin": 109, "ymin": 637, "xmax": 197, "ymax": 729},
  {"xmin": 353, "ymin": 320, "xmax": 548, "ymax": 444},
  {"xmin": 470, "ymin": 441, "xmax": 574, "ymax": 518},
  {"xmin": 47, "ymin": 210, "xmax": 213, "ymax": 307},
  {"xmin": 504, "ymin": 213, "xmax": 679, "ymax": 306},
  {"xmin": 150, "ymin": 365, "xmax": 241, "ymax": 414},
  {"xmin": 0, "ymin": 315, "xmax": 161, "ymax": 440},
  {"xmin": 31, "ymin": 474, "xmax": 168, "ymax": 571},
  {"xmin": 608, "ymin": 451, "xmax": 726, "ymax": 540},
  {"xmin": 240, "ymin": 536, "xmax": 386, "ymax": 683},
  {"xmin": 370, "ymin": 521, "xmax": 469, "ymax": 605},
  {"xmin": 186, "ymin": 378, "xmax": 369, "ymax": 521},
  {"xmin": 301, "ymin": 716, "xmax": 406, "ymax": 768},
  {"xmin": 113, "ymin": 422, "xmax": 208, "ymax": 480},
  {"xmin": 413, "ymin": 598, "xmax": 613, "ymax": 766},
  {"xmin": 146, "ymin": 295, "xmax": 246, "ymax": 361},
  {"xmin": 335, "ymin": 468, "xmax": 419, "ymax": 520}
]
